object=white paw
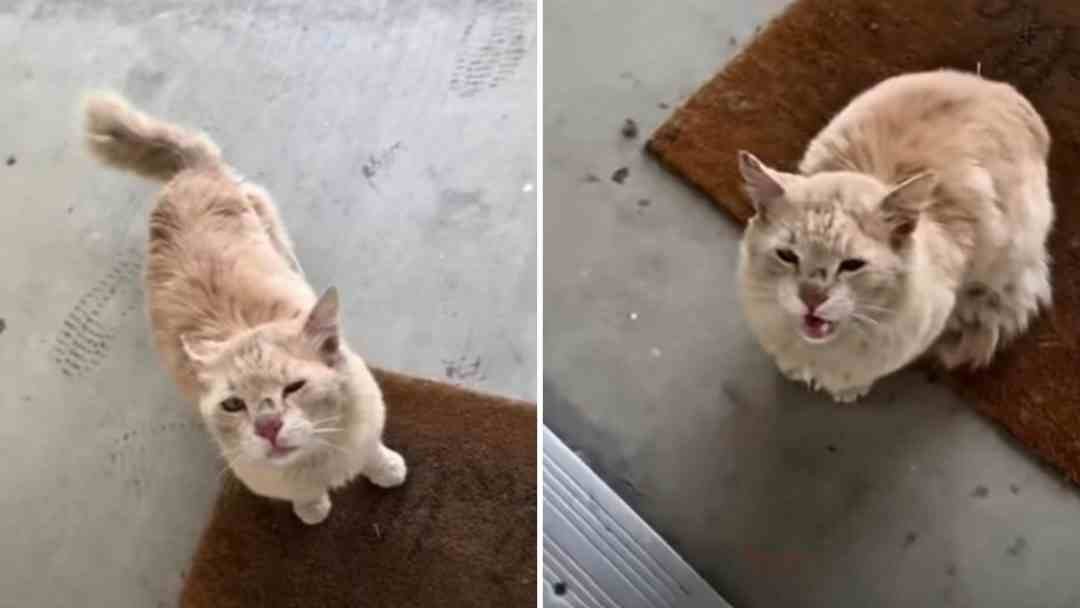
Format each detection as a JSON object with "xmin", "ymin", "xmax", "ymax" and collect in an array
[
  {"xmin": 830, "ymin": 385, "xmax": 870, "ymax": 404},
  {"xmin": 293, "ymin": 493, "xmax": 332, "ymax": 525},
  {"xmin": 366, "ymin": 447, "xmax": 407, "ymax": 488}
]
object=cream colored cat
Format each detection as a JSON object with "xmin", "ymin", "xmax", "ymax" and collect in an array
[
  {"xmin": 737, "ymin": 70, "xmax": 1053, "ymax": 403},
  {"xmin": 83, "ymin": 92, "xmax": 407, "ymax": 523}
]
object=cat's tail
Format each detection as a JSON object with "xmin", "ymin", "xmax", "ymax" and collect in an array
[{"xmin": 82, "ymin": 92, "xmax": 222, "ymax": 181}]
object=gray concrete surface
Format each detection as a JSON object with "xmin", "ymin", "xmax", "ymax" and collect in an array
[
  {"xmin": 544, "ymin": 0, "xmax": 1080, "ymax": 606},
  {"xmin": 0, "ymin": 1, "xmax": 535, "ymax": 606}
]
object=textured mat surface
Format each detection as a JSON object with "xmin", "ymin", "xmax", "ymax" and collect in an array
[
  {"xmin": 180, "ymin": 369, "xmax": 536, "ymax": 608},
  {"xmin": 648, "ymin": 0, "xmax": 1080, "ymax": 483}
]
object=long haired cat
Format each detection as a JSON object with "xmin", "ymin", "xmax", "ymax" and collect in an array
[
  {"xmin": 83, "ymin": 93, "xmax": 407, "ymax": 523},
  {"xmin": 737, "ymin": 70, "xmax": 1053, "ymax": 403}
]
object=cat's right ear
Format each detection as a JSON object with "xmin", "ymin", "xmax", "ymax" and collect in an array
[
  {"xmin": 181, "ymin": 334, "xmax": 226, "ymax": 367},
  {"xmin": 738, "ymin": 151, "xmax": 786, "ymax": 219}
]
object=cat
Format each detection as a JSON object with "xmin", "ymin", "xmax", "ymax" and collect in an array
[
  {"xmin": 82, "ymin": 92, "xmax": 407, "ymax": 523},
  {"xmin": 737, "ymin": 70, "xmax": 1053, "ymax": 403}
]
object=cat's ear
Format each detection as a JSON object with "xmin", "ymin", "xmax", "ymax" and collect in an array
[
  {"xmin": 181, "ymin": 334, "xmax": 227, "ymax": 367},
  {"xmin": 738, "ymin": 151, "xmax": 787, "ymax": 219},
  {"xmin": 880, "ymin": 172, "xmax": 936, "ymax": 243},
  {"xmin": 303, "ymin": 286, "xmax": 343, "ymax": 365}
]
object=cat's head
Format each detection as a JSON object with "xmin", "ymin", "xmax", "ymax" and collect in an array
[
  {"xmin": 736, "ymin": 151, "xmax": 935, "ymax": 344},
  {"xmin": 183, "ymin": 287, "xmax": 354, "ymax": 467}
]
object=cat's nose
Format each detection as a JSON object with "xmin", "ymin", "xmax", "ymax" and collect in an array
[
  {"xmin": 254, "ymin": 415, "xmax": 283, "ymax": 442},
  {"xmin": 798, "ymin": 284, "xmax": 828, "ymax": 312}
]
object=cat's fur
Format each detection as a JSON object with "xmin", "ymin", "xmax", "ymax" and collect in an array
[
  {"xmin": 737, "ymin": 70, "xmax": 1053, "ymax": 402},
  {"xmin": 83, "ymin": 92, "xmax": 407, "ymax": 523}
]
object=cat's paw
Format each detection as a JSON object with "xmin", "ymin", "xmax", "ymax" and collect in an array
[
  {"xmin": 934, "ymin": 322, "xmax": 998, "ymax": 369},
  {"xmin": 293, "ymin": 493, "xmax": 332, "ymax": 525},
  {"xmin": 778, "ymin": 363, "xmax": 815, "ymax": 387},
  {"xmin": 366, "ymin": 446, "xmax": 407, "ymax": 488},
  {"xmin": 830, "ymin": 385, "xmax": 870, "ymax": 404}
]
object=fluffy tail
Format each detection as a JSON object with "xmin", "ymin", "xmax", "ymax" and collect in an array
[{"xmin": 82, "ymin": 92, "xmax": 222, "ymax": 181}]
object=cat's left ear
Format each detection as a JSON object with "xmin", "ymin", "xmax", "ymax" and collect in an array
[
  {"xmin": 737, "ymin": 151, "xmax": 788, "ymax": 220},
  {"xmin": 880, "ymin": 172, "xmax": 936, "ymax": 243},
  {"xmin": 303, "ymin": 286, "xmax": 343, "ymax": 365}
]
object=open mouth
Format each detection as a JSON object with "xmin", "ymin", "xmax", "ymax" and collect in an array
[
  {"xmin": 268, "ymin": 445, "xmax": 298, "ymax": 459},
  {"xmin": 801, "ymin": 314, "xmax": 836, "ymax": 343}
]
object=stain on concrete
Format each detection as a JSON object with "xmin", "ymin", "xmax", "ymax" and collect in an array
[
  {"xmin": 125, "ymin": 63, "xmax": 167, "ymax": 100},
  {"xmin": 621, "ymin": 118, "xmax": 639, "ymax": 139},
  {"xmin": 946, "ymin": 563, "xmax": 957, "ymax": 576},
  {"xmin": 361, "ymin": 141, "xmax": 404, "ymax": 181},
  {"xmin": 582, "ymin": 173, "xmax": 601, "ymax": 183},
  {"xmin": 1006, "ymin": 536, "xmax": 1028, "ymax": 557},
  {"xmin": 6, "ymin": 155, "xmax": 15, "ymax": 166},
  {"xmin": 443, "ymin": 355, "xmax": 485, "ymax": 381},
  {"xmin": 0, "ymin": 318, "xmax": 6, "ymax": 335},
  {"xmin": 50, "ymin": 251, "xmax": 142, "ymax": 378},
  {"xmin": 436, "ymin": 188, "xmax": 492, "ymax": 228},
  {"xmin": 449, "ymin": 0, "xmax": 531, "ymax": 97},
  {"xmin": 972, "ymin": 485, "xmax": 989, "ymax": 499},
  {"xmin": 1010, "ymin": 483, "xmax": 1021, "ymax": 494},
  {"xmin": 611, "ymin": 167, "xmax": 629, "ymax": 184}
]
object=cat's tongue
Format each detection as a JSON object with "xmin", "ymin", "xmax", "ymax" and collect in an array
[{"xmin": 802, "ymin": 314, "xmax": 834, "ymax": 341}]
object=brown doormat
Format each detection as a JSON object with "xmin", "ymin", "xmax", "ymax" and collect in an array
[
  {"xmin": 648, "ymin": 0, "xmax": 1080, "ymax": 483},
  {"xmin": 179, "ymin": 369, "xmax": 536, "ymax": 608}
]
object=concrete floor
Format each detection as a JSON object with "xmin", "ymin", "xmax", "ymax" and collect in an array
[
  {"xmin": 544, "ymin": 1, "xmax": 1080, "ymax": 607},
  {"xmin": 0, "ymin": 1, "xmax": 535, "ymax": 606}
]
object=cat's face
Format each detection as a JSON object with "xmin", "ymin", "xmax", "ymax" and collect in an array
[
  {"xmin": 737, "ymin": 151, "xmax": 934, "ymax": 344},
  {"xmin": 184, "ymin": 288, "xmax": 351, "ymax": 468}
]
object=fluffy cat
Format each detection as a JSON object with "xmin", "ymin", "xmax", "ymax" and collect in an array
[
  {"xmin": 737, "ymin": 70, "xmax": 1053, "ymax": 403},
  {"xmin": 82, "ymin": 92, "xmax": 407, "ymax": 523}
]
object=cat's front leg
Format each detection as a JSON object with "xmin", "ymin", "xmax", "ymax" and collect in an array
[
  {"xmin": 363, "ymin": 443, "xmax": 408, "ymax": 488},
  {"xmin": 293, "ymin": 492, "xmax": 332, "ymax": 525}
]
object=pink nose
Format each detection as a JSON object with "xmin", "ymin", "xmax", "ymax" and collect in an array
[
  {"xmin": 799, "ymin": 285, "xmax": 828, "ymax": 312},
  {"xmin": 254, "ymin": 416, "xmax": 283, "ymax": 442}
]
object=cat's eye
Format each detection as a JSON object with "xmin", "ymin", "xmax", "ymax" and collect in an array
[
  {"xmin": 220, "ymin": 397, "xmax": 246, "ymax": 413},
  {"xmin": 283, "ymin": 380, "xmax": 306, "ymax": 397},
  {"xmin": 838, "ymin": 258, "xmax": 867, "ymax": 273},
  {"xmin": 775, "ymin": 248, "xmax": 799, "ymax": 265}
]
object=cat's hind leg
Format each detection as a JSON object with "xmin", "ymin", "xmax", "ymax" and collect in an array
[{"xmin": 241, "ymin": 182, "xmax": 305, "ymax": 276}]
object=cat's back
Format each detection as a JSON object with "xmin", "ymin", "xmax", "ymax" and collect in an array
[{"xmin": 800, "ymin": 70, "xmax": 1049, "ymax": 179}]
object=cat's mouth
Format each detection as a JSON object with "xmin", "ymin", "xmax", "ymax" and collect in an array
[
  {"xmin": 800, "ymin": 314, "xmax": 837, "ymax": 343},
  {"xmin": 268, "ymin": 444, "xmax": 299, "ymax": 460}
]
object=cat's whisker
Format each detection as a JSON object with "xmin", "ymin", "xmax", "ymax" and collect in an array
[
  {"xmin": 314, "ymin": 438, "xmax": 351, "ymax": 456},
  {"xmin": 312, "ymin": 427, "xmax": 345, "ymax": 434},
  {"xmin": 308, "ymin": 415, "xmax": 343, "ymax": 427}
]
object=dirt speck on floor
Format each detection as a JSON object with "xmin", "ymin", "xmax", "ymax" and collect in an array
[
  {"xmin": 1006, "ymin": 536, "xmax": 1028, "ymax": 557},
  {"xmin": 658, "ymin": 102, "xmax": 670, "ymax": 109},
  {"xmin": 971, "ymin": 485, "xmax": 989, "ymax": 499},
  {"xmin": 611, "ymin": 167, "xmax": 629, "ymax": 184},
  {"xmin": 903, "ymin": 531, "xmax": 918, "ymax": 548},
  {"xmin": 729, "ymin": 35, "xmax": 737, "ymax": 46},
  {"xmin": 1010, "ymin": 483, "xmax": 1020, "ymax": 494},
  {"xmin": 945, "ymin": 563, "xmax": 957, "ymax": 577},
  {"xmin": 6, "ymin": 155, "xmax": 15, "ymax": 166},
  {"xmin": 582, "ymin": 173, "xmax": 601, "ymax": 183},
  {"xmin": 637, "ymin": 198, "xmax": 650, "ymax": 208},
  {"xmin": 621, "ymin": 118, "xmax": 639, "ymax": 139}
]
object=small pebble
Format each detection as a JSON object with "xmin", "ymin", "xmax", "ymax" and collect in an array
[{"xmin": 611, "ymin": 167, "xmax": 630, "ymax": 184}]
